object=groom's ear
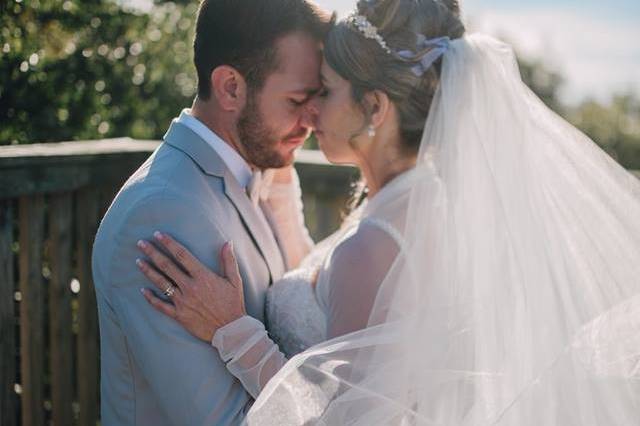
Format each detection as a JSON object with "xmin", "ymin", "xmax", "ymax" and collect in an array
[
  {"xmin": 210, "ymin": 65, "xmax": 247, "ymax": 112},
  {"xmin": 365, "ymin": 90, "xmax": 391, "ymax": 130}
]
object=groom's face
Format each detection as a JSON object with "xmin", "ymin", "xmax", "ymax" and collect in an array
[{"xmin": 237, "ymin": 32, "xmax": 322, "ymax": 169}]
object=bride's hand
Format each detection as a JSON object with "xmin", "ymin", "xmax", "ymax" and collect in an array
[
  {"xmin": 270, "ymin": 165, "xmax": 295, "ymax": 184},
  {"xmin": 136, "ymin": 232, "xmax": 246, "ymax": 342}
]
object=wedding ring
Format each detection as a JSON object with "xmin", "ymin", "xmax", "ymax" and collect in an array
[{"xmin": 163, "ymin": 285, "xmax": 176, "ymax": 297}]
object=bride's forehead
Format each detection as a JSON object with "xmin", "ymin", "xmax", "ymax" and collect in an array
[{"xmin": 320, "ymin": 60, "xmax": 347, "ymax": 86}]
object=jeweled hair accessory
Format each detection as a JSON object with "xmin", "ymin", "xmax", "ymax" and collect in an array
[
  {"xmin": 346, "ymin": 12, "xmax": 451, "ymax": 77},
  {"xmin": 397, "ymin": 35, "xmax": 451, "ymax": 76},
  {"xmin": 346, "ymin": 13, "xmax": 392, "ymax": 54}
]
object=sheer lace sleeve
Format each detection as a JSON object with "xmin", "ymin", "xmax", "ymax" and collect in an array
[
  {"xmin": 212, "ymin": 316, "xmax": 287, "ymax": 399},
  {"xmin": 324, "ymin": 220, "xmax": 401, "ymax": 339},
  {"xmin": 262, "ymin": 168, "xmax": 314, "ymax": 269}
]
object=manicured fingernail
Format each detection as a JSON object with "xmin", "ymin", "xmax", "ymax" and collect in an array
[
  {"xmin": 140, "ymin": 288, "xmax": 146, "ymax": 295},
  {"xmin": 137, "ymin": 240, "xmax": 147, "ymax": 249},
  {"xmin": 227, "ymin": 241, "xmax": 234, "ymax": 254},
  {"xmin": 154, "ymin": 231, "xmax": 164, "ymax": 241},
  {"xmin": 136, "ymin": 258, "xmax": 143, "ymax": 268}
]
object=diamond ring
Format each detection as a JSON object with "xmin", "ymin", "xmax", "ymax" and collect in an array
[{"xmin": 163, "ymin": 285, "xmax": 176, "ymax": 297}]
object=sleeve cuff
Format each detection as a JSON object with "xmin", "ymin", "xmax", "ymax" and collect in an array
[{"xmin": 211, "ymin": 316, "xmax": 266, "ymax": 362}]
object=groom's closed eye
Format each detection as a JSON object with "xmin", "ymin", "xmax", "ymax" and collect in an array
[
  {"xmin": 289, "ymin": 97, "xmax": 309, "ymax": 107},
  {"xmin": 287, "ymin": 87, "xmax": 322, "ymax": 107}
]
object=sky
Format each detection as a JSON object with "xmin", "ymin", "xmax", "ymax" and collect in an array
[{"xmin": 126, "ymin": 0, "xmax": 640, "ymax": 105}]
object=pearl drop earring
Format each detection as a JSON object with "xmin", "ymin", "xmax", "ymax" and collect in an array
[{"xmin": 367, "ymin": 125, "xmax": 376, "ymax": 138}]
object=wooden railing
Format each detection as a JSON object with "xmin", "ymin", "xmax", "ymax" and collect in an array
[{"xmin": 0, "ymin": 139, "xmax": 357, "ymax": 426}]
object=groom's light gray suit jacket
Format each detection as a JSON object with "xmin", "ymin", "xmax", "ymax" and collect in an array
[{"xmin": 92, "ymin": 120, "xmax": 285, "ymax": 425}]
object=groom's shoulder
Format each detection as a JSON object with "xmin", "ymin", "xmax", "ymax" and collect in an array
[
  {"xmin": 92, "ymin": 143, "xmax": 229, "ymax": 277},
  {"xmin": 120, "ymin": 141, "xmax": 224, "ymax": 205},
  {"xmin": 130, "ymin": 140, "xmax": 220, "ymax": 193},
  {"xmin": 97, "ymin": 141, "xmax": 227, "ymax": 237}
]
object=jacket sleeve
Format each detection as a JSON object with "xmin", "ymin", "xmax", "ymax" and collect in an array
[{"xmin": 96, "ymin": 194, "xmax": 254, "ymax": 425}]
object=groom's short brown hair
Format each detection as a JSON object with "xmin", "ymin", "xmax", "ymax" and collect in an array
[{"xmin": 194, "ymin": 0, "xmax": 333, "ymax": 100}]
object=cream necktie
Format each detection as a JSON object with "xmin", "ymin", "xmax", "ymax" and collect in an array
[{"xmin": 246, "ymin": 169, "xmax": 274, "ymax": 207}]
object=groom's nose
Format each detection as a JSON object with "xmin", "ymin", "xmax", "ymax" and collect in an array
[{"xmin": 300, "ymin": 100, "xmax": 319, "ymax": 130}]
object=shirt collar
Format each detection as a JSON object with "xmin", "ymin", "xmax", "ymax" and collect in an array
[{"xmin": 176, "ymin": 109, "xmax": 253, "ymax": 188}]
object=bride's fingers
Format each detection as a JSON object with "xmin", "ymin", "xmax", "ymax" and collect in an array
[
  {"xmin": 153, "ymin": 232, "xmax": 204, "ymax": 277},
  {"xmin": 140, "ymin": 288, "xmax": 177, "ymax": 319},
  {"xmin": 221, "ymin": 241, "xmax": 242, "ymax": 288},
  {"xmin": 137, "ymin": 239, "xmax": 190, "ymax": 288},
  {"xmin": 136, "ymin": 259, "xmax": 182, "ymax": 299}
]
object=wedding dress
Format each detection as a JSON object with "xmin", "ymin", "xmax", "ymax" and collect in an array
[
  {"xmin": 242, "ymin": 34, "xmax": 640, "ymax": 425},
  {"xmin": 213, "ymin": 165, "xmax": 425, "ymax": 398}
]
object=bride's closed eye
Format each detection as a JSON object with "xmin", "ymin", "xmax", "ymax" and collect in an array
[
  {"xmin": 289, "ymin": 97, "xmax": 307, "ymax": 107},
  {"xmin": 318, "ymin": 87, "xmax": 330, "ymax": 98}
]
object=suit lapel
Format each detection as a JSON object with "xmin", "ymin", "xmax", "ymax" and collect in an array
[
  {"xmin": 221, "ymin": 173, "xmax": 285, "ymax": 282},
  {"xmin": 164, "ymin": 121, "xmax": 285, "ymax": 283},
  {"xmin": 164, "ymin": 121, "xmax": 226, "ymax": 176}
]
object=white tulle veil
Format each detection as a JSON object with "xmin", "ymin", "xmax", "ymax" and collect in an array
[{"xmin": 244, "ymin": 34, "xmax": 640, "ymax": 425}]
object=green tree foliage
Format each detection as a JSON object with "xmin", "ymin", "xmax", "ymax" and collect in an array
[
  {"xmin": 518, "ymin": 53, "xmax": 640, "ymax": 170},
  {"xmin": 569, "ymin": 94, "xmax": 640, "ymax": 170},
  {"xmin": 518, "ymin": 56, "xmax": 565, "ymax": 114},
  {"xmin": 0, "ymin": 0, "xmax": 198, "ymax": 144}
]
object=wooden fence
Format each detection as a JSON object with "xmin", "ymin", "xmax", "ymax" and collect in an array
[{"xmin": 0, "ymin": 139, "xmax": 357, "ymax": 426}]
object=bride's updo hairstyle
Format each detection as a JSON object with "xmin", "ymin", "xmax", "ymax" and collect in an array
[{"xmin": 324, "ymin": 0, "xmax": 465, "ymax": 153}]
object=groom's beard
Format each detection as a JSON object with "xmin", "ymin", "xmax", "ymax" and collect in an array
[{"xmin": 237, "ymin": 94, "xmax": 288, "ymax": 169}]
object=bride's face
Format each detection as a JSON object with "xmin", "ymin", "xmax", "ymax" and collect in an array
[{"xmin": 309, "ymin": 59, "xmax": 368, "ymax": 165}]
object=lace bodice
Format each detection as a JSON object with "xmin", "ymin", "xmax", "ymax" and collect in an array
[{"xmin": 265, "ymin": 267, "xmax": 326, "ymax": 357}]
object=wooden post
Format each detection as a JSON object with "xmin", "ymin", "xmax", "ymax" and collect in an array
[
  {"xmin": 48, "ymin": 193, "xmax": 74, "ymax": 425},
  {"xmin": 19, "ymin": 195, "xmax": 45, "ymax": 426},
  {"xmin": 0, "ymin": 200, "xmax": 16, "ymax": 426},
  {"xmin": 76, "ymin": 189, "xmax": 100, "ymax": 426},
  {"xmin": 314, "ymin": 195, "xmax": 346, "ymax": 240}
]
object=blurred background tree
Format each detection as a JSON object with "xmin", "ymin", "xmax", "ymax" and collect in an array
[
  {"xmin": 517, "ymin": 56, "xmax": 565, "ymax": 115},
  {"xmin": 1, "ymin": 0, "xmax": 639, "ymax": 169},
  {"xmin": 568, "ymin": 94, "xmax": 640, "ymax": 169},
  {"xmin": 518, "ymin": 53, "xmax": 640, "ymax": 170},
  {"xmin": 0, "ymin": 0, "xmax": 197, "ymax": 144}
]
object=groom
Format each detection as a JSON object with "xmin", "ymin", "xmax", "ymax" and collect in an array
[{"xmin": 91, "ymin": 0, "xmax": 331, "ymax": 424}]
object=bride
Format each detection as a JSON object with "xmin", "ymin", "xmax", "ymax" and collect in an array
[{"xmin": 136, "ymin": 0, "xmax": 640, "ymax": 423}]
